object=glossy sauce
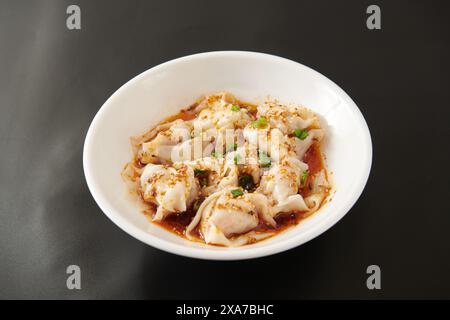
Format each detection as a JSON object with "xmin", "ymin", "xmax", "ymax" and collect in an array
[{"xmin": 299, "ymin": 143, "xmax": 324, "ymax": 197}]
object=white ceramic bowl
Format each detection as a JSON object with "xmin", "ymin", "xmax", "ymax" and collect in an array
[{"xmin": 83, "ymin": 51, "xmax": 372, "ymax": 260}]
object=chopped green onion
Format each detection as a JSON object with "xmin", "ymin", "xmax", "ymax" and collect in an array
[
  {"xmin": 211, "ymin": 151, "xmax": 222, "ymax": 158},
  {"xmin": 193, "ymin": 199, "xmax": 202, "ymax": 211},
  {"xmin": 301, "ymin": 170, "xmax": 309, "ymax": 185},
  {"xmin": 231, "ymin": 105, "xmax": 240, "ymax": 111},
  {"xmin": 227, "ymin": 143, "xmax": 237, "ymax": 152},
  {"xmin": 230, "ymin": 188, "xmax": 244, "ymax": 198},
  {"xmin": 234, "ymin": 154, "xmax": 241, "ymax": 165},
  {"xmin": 259, "ymin": 152, "xmax": 271, "ymax": 167},
  {"xmin": 239, "ymin": 174, "xmax": 254, "ymax": 191},
  {"xmin": 294, "ymin": 129, "xmax": 309, "ymax": 140},
  {"xmin": 250, "ymin": 116, "xmax": 268, "ymax": 129},
  {"xmin": 194, "ymin": 169, "xmax": 206, "ymax": 175}
]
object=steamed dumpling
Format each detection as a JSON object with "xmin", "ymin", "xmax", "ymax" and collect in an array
[
  {"xmin": 193, "ymin": 94, "xmax": 253, "ymax": 131},
  {"xmin": 140, "ymin": 163, "xmax": 199, "ymax": 221},
  {"xmin": 140, "ymin": 119, "xmax": 192, "ymax": 164},
  {"xmin": 304, "ymin": 170, "xmax": 330, "ymax": 212},
  {"xmin": 186, "ymin": 188, "xmax": 275, "ymax": 246},
  {"xmin": 202, "ymin": 193, "xmax": 259, "ymax": 245},
  {"xmin": 289, "ymin": 128, "xmax": 324, "ymax": 159},
  {"xmin": 184, "ymin": 156, "xmax": 239, "ymax": 196},
  {"xmin": 258, "ymin": 156, "xmax": 309, "ymax": 215},
  {"xmin": 256, "ymin": 100, "xmax": 318, "ymax": 135}
]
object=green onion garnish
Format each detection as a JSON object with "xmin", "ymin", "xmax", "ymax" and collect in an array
[
  {"xmin": 259, "ymin": 152, "xmax": 271, "ymax": 167},
  {"xmin": 231, "ymin": 105, "xmax": 240, "ymax": 111},
  {"xmin": 230, "ymin": 188, "xmax": 244, "ymax": 198},
  {"xmin": 250, "ymin": 116, "xmax": 268, "ymax": 129},
  {"xmin": 301, "ymin": 170, "xmax": 309, "ymax": 185},
  {"xmin": 227, "ymin": 143, "xmax": 237, "ymax": 152},
  {"xmin": 294, "ymin": 129, "xmax": 309, "ymax": 140},
  {"xmin": 234, "ymin": 154, "xmax": 241, "ymax": 165}
]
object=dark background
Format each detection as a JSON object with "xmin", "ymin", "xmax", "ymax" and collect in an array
[{"xmin": 1, "ymin": 0, "xmax": 449, "ymax": 299}]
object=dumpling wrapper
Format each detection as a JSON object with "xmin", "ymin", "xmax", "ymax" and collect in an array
[
  {"xmin": 256, "ymin": 101, "xmax": 317, "ymax": 135},
  {"xmin": 258, "ymin": 156, "xmax": 309, "ymax": 216},
  {"xmin": 140, "ymin": 119, "xmax": 192, "ymax": 164},
  {"xmin": 290, "ymin": 128, "xmax": 324, "ymax": 159},
  {"xmin": 183, "ymin": 156, "xmax": 239, "ymax": 197},
  {"xmin": 140, "ymin": 163, "xmax": 199, "ymax": 221},
  {"xmin": 186, "ymin": 189, "xmax": 276, "ymax": 246},
  {"xmin": 193, "ymin": 94, "xmax": 253, "ymax": 131}
]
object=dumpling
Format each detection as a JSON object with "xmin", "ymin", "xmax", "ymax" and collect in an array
[
  {"xmin": 243, "ymin": 125, "xmax": 270, "ymax": 156},
  {"xmin": 225, "ymin": 143, "xmax": 262, "ymax": 184},
  {"xmin": 214, "ymin": 160, "xmax": 239, "ymax": 192},
  {"xmin": 258, "ymin": 156, "xmax": 309, "ymax": 215},
  {"xmin": 183, "ymin": 156, "xmax": 239, "ymax": 196},
  {"xmin": 169, "ymin": 134, "xmax": 216, "ymax": 163},
  {"xmin": 304, "ymin": 170, "xmax": 330, "ymax": 212},
  {"xmin": 245, "ymin": 192, "xmax": 276, "ymax": 227},
  {"xmin": 243, "ymin": 127, "xmax": 290, "ymax": 167},
  {"xmin": 290, "ymin": 128, "xmax": 324, "ymax": 159},
  {"xmin": 140, "ymin": 119, "xmax": 192, "ymax": 164},
  {"xmin": 202, "ymin": 194, "xmax": 259, "ymax": 245},
  {"xmin": 186, "ymin": 188, "xmax": 275, "ymax": 246},
  {"xmin": 193, "ymin": 94, "xmax": 253, "ymax": 131},
  {"xmin": 257, "ymin": 100, "xmax": 317, "ymax": 135},
  {"xmin": 131, "ymin": 118, "xmax": 186, "ymax": 154},
  {"xmin": 140, "ymin": 163, "xmax": 199, "ymax": 221}
]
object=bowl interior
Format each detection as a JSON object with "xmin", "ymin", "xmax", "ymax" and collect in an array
[{"xmin": 83, "ymin": 52, "xmax": 371, "ymax": 260}]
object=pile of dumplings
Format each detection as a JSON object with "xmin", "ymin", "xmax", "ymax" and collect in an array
[{"xmin": 124, "ymin": 93, "xmax": 330, "ymax": 246}]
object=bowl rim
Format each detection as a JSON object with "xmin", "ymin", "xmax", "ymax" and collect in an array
[{"xmin": 83, "ymin": 51, "xmax": 372, "ymax": 260}]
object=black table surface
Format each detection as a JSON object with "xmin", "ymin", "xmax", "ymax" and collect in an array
[{"xmin": 1, "ymin": 0, "xmax": 449, "ymax": 299}]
